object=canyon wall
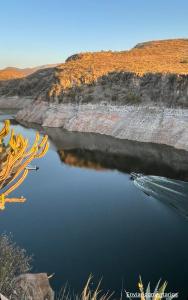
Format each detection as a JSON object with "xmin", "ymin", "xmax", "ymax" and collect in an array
[
  {"xmin": 1, "ymin": 39, "xmax": 188, "ymax": 150},
  {"xmin": 16, "ymin": 72, "xmax": 188, "ymax": 151},
  {"xmin": 16, "ymin": 102, "xmax": 188, "ymax": 151}
]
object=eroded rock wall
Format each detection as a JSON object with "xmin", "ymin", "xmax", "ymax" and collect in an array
[{"xmin": 16, "ymin": 102, "xmax": 188, "ymax": 151}]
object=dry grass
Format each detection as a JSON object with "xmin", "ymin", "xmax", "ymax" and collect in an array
[
  {"xmin": 57, "ymin": 275, "xmax": 114, "ymax": 300},
  {"xmin": 1, "ymin": 39, "xmax": 188, "ymax": 98},
  {"xmin": 0, "ymin": 235, "xmax": 175, "ymax": 300},
  {"xmin": 48, "ymin": 39, "xmax": 188, "ymax": 96},
  {"xmin": 57, "ymin": 275, "xmax": 175, "ymax": 300}
]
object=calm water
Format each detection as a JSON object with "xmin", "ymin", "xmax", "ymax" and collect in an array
[{"xmin": 0, "ymin": 113, "xmax": 188, "ymax": 298}]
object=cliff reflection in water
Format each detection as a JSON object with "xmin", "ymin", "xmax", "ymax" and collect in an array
[
  {"xmin": 16, "ymin": 124, "xmax": 188, "ymax": 218},
  {"xmin": 59, "ymin": 147, "xmax": 188, "ymax": 219},
  {"xmin": 43, "ymin": 127, "xmax": 188, "ymax": 219},
  {"xmin": 43, "ymin": 128, "xmax": 188, "ymax": 181}
]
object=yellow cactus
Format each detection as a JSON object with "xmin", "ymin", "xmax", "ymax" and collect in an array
[
  {"xmin": 0, "ymin": 120, "xmax": 49, "ymax": 210},
  {"xmin": 0, "ymin": 120, "xmax": 10, "ymax": 141}
]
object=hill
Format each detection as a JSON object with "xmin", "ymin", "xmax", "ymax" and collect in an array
[
  {"xmin": 53, "ymin": 39, "xmax": 188, "ymax": 90},
  {"xmin": 0, "ymin": 68, "xmax": 26, "ymax": 80},
  {"xmin": 2, "ymin": 39, "xmax": 188, "ymax": 151},
  {"xmin": 0, "ymin": 39, "xmax": 188, "ymax": 102},
  {"xmin": 0, "ymin": 64, "xmax": 59, "ymax": 81}
]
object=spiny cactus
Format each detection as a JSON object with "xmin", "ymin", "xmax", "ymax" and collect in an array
[{"xmin": 0, "ymin": 120, "xmax": 49, "ymax": 210}]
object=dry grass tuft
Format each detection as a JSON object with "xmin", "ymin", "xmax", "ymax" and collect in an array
[{"xmin": 57, "ymin": 275, "xmax": 114, "ymax": 300}]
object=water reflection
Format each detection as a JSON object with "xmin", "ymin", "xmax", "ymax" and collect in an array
[
  {"xmin": 46, "ymin": 128, "xmax": 188, "ymax": 220},
  {"xmin": 59, "ymin": 147, "xmax": 188, "ymax": 219},
  {"xmin": 42, "ymin": 127, "xmax": 188, "ymax": 181},
  {"xmin": 2, "ymin": 118, "xmax": 188, "ymax": 297},
  {"xmin": 11, "ymin": 122, "xmax": 188, "ymax": 219},
  {"xmin": 59, "ymin": 149, "xmax": 107, "ymax": 171}
]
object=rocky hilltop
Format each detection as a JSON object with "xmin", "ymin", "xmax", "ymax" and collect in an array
[{"xmin": 1, "ymin": 39, "xmax": 188, "ymax": 150}]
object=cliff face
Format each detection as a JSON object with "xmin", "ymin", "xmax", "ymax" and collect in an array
[
  {"xmin": 1, "ymin": 39, "xmax": 188, "ymax": 150},
  {"xmin": 1, "ymin": 72, "xmax": 188, "ymax": 111},
  {"xmin": 16, "ymin": 103, "xmax": 188, "ymax": 150},
  {"xmin": 46, "ymin": 39, "xmax": 188, "ymax": 103},
  {"xmin": 46, "ymin": 72, "xmax": 188, "ymax": 107}
]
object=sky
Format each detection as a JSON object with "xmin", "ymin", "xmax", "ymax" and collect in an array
[{"xmin": 0, "ymin": 0, "xmax": 188, "ymax": 69}]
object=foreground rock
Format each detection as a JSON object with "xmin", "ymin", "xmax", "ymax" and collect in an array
[
  {"xmin": 13, "ymin": 273, "xmax": 54, "ymax": 300},
  {"xmin": 0, "ymin": 273, "xmax": 54, "ymax": 300}
]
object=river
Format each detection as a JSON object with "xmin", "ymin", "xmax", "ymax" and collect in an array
[{"xmin": 0, "ymin": 111, "xmax": 188, "ymax": 298}]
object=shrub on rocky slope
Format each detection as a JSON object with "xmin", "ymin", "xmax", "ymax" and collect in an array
[{"xmin": 1, "ymin": 39, "xmax": 188, "ymax": 103}]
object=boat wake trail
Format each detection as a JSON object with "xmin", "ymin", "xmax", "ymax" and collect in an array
[{"xmin": 131, "ymin": 173, "xmax": 188, "ymax": 219}]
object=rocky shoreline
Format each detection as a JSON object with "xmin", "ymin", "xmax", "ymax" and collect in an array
[
  {"xmin": 0, "ymin": 273, "xmax": 54, "ymax": 300},
  {"xmin": 16, "ymin": 101, "xmax": 188, "ymax": 151}
]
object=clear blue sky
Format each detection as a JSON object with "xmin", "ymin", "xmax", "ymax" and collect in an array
[{"xmin": 0, "ymin": 0, "xmax": 187, "ymax": 69}]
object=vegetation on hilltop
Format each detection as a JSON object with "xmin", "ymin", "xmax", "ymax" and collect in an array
[
  {"xmin": 50, "ymin": 39, "xmax": 188, "ymax": 92},
  {"xmin": 1, "ymin": 39, "xmax": 188, "ymax": 102}
]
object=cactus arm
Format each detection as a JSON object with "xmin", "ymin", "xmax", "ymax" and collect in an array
[
  {"xmin": 3, "ymin": 169, "xmax": 29, "ymax": 197},
  {"xmin": 0, "ymin": 120, "xmax": 49, "ymax": 210}
]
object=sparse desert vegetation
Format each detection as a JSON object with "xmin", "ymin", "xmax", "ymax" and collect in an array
[
  {"xmin": 1, "ymin": 39, "xmax": 188, "ymax": 102},
  {"xmin": 0, "ymin": 235, "xmax": 174, "ymax": 300},
  {"xmin": 52, "ymin": 39, "xmax": 188, "ymax": 93}
]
